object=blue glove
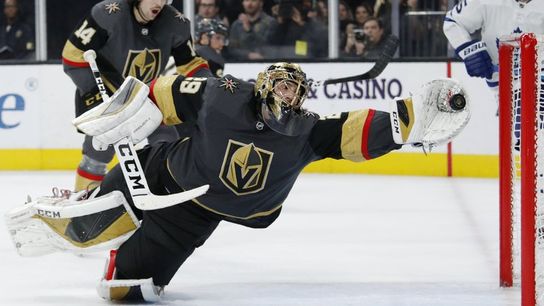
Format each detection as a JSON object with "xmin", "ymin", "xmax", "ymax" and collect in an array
[{"xmin": 456, "ymin": 40, "xmax": 494, "ymax": 79}]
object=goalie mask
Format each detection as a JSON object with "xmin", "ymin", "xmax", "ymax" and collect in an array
[{"xmin": 255, "ymin": 63, "xmax": 318, "ymax": 136}]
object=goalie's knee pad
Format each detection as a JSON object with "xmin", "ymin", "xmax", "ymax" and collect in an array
[
  {"xmin": 4, "ymin": 189, "xmax": 139, "ymax": 257},
  {"xmin": 97, "ymin": 250, "xmax": 163, "ymax": 302},
  {"xmin": 389, "ymin": 78, "xmax": 470, "ymax": 149}
]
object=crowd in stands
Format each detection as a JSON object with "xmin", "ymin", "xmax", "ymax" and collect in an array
[{"xmin": 0, "ymin": 0, "xmax": 452, "ymax": 62}]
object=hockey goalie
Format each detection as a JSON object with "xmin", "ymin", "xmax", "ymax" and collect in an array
[{"xmin": 5, "ymin": 62, "xmax": 470, "ymax": 302}]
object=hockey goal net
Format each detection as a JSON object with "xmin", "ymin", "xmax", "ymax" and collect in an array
[{"xmin": 499, "ymin": 33, "xmax": 544, "ymax": 306}]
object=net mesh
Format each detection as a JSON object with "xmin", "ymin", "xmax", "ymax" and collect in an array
[{"xmin": 501, "ymin": 34, "xmax": 544, "ymax": 306}]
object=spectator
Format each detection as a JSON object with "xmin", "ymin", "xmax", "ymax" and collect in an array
[
  {"xmin": 338, "ymin": 0, "xmax": 353, "ymax": 29},
  {"xmin": 361, "ymin": 16, "xmax": 389, "ymax": 59},
  {"xmin": 316, "ymin": 0, "xmax": 328, "ymax": 24},
  {"xmin": 268, "ymin": 0, "xmax": 327, "ymax": 58},
  {"xmin": 307, "ymin": 0, "xmax": 328, "ymax": 26},
  {"xmin": 228, "ymin": 0, "xmax": 275, "ymax": 60},
  {"xmin": 338, "ymin": 0, "xmax": 353, "ymax": 49},
  {"xmin": 353, "ymin": 2, "xmax": 373, "ymax": 29},
  {"xmin": 338, "ymin": 0, "xmax": 353, "ymax": 42},
  {"xmin": 195, "ymin": 0, "xmax": 229, "ymax": 26},
  {"xmin": 0, "ymin": 0, "xmax": 34, "ymax": 60},
  {"xmin": 195, "ymin": 18, "xmax": 228, "ymax": 77},
  {"xmin": 342, "ymin": 23, "xmax": 365, "ymax": 57}
]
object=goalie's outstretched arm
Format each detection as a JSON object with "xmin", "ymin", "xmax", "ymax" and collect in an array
[{"xmin": 310, "ymin": 78, "xmax": 470, "ymax": 161}]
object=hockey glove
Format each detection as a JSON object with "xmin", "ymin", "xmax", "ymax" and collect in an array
[
  {"xmin": 390, "ymin": 78, "xmax": 470, "ymax": 150},
  {"xmin": 456, "ymin": 40, "xmax": 494, "ymax": 79}
]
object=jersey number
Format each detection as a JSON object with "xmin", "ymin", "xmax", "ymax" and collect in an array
[
  {"xmin": 179, "ymin": 77, "xmax": 206, "ymax": 94},
  {"xmin": 74, "ymin": 20, "xmax": 96, "ymax": 45}
]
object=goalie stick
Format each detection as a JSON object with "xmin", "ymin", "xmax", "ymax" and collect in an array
[
  {"xmin": 319, "ymin": 35, "xmax": 399, "ymax": 86},
  {"xmin": 81, "ymin": 50, "xmax": 209, "ymax": 210}
]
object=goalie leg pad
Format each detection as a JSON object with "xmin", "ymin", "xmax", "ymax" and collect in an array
[
  {"xmin": 97, "ymin": 250, "xmax": 163, "ymax": 302},
  {"xmin": 390, "ymin": 78, "xmax": 470, "ymax": 148},
  {"xmin": 4, "ymin": 190, "xmax": 139, "ymax": 257}
]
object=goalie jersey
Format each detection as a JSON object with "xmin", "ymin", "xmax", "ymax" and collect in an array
[
  {"xmin": 150, "ymin": 75, "xmax": 400, "ymax": 226},
  {"xmin": 443, "ymin": 0, "xmax": 544, "ymax": 85},
  {"xmin": 62, "ymin": 0, "xmax": 209, "ymax": 116}
]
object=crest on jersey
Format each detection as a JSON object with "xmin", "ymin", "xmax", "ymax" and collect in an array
[
  {"xmin": 122, "ymin": 49, "xmax": 161, "ymax": 84},
  {"xmin": 105, "ymin": 2, "xmax": 121, "ymax": 14},
  {"xmin": 219, "ymin": 77, "xmax": 237, "ymax": 93},
  {"xmin": 219, "ymin": 139, "xmax": 273, "ymax": 195}
]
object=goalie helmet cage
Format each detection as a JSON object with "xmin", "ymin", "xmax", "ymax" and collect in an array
[{"xmin": 499, "ymin": 33, "xmax": 544, "ymax": 306}]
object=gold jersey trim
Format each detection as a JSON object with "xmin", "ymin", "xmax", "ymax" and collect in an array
[
  {"xmin": 340, "ymin": 110, "xmax": 370, "ymax": 162},
  {"xmin": 176, "ymin": 57, "xmax": 208, "ymax": 76},
  {"xmin": 35, "ymin": 212, "xmax": 137, "ymax": 248},
  {"xmin": 61, "ymin": 40, "xmax": 85, "ymax": 63},
  {"xmin": 153, "ymin": 76, "xmax": 182, "ymax": 125}
]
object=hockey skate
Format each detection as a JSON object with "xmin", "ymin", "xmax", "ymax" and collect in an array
[
  {"xmin": 97, "ymin": 249, "xmax": 163, "ymax": 302},
  {"xmin": 390, "ymin": 78, "xmax": 470, "ymax": 151}
]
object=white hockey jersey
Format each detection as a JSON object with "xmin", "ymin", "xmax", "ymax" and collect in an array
[{"xmin": 443, "ymin": 0, "xmax": 544, "ymax": 84}]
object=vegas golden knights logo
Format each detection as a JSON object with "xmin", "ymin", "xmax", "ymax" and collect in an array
[
  {"xmin": 219, "ymin": 139, "xmax": 273, "ymax": 195},
  {"xmin": 122, "ymin": 49, "xmax": 161, "ymax": 84}
]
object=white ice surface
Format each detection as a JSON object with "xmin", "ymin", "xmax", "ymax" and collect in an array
[{"xmin": 0, "ymin": 171, "xmax": 519, "ymax": 305}]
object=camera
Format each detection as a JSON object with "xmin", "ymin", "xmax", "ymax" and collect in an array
[{"xmin": 353, "ymin": 29, "xmax": 366, "ymax": 42}]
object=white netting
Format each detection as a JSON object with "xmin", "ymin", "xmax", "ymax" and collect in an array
[
  {"xmin": 501, "ymin": 34, "xmax": 544, "ymax": 306},
  {"xmin": 510, "ymin": 41, "xmax": 522, "ymax": 286}
]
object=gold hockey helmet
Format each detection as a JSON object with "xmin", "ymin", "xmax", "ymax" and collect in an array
[{"xmin": 255, "ymin": 63, "xmax": 317, "ymax": 136}]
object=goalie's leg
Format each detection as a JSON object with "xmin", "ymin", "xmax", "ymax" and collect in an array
[
  {"xmin": 99, "ymin": 199, "xmax": 221, "ymax": 301},
  {"xmin": 75, "ymin": 136, "xmax": 114, "ymax": 192},
  {"xmin": 4, "ymin": 189, "xmax": 140, "ymax": 256}
]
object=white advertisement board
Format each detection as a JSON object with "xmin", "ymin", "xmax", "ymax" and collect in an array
[
  {"xmin": 0, "ymin": 61, "xmax": 497, "ymax": 161},
  {"xmin": 0, "ymin": 65, "xmax": 83, "ymax": 149}
]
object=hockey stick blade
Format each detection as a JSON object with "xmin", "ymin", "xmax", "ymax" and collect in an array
[
  {"xmin": 323, "ymin": 35, "xmax": 399, "ymax": 85},
  {"xmin": 133, "ymin": 185, "xmax": 210, "ymax": 210}
]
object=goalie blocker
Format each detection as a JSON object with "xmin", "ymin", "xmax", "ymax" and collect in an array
[{"xmin": 3, "ymin": 64, "xmax": 470, "ymax": 303}]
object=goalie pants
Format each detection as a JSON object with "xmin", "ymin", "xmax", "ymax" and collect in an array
[{"xmin": 97, "ymin": 142, "xmax": 222, "ymax": 286}]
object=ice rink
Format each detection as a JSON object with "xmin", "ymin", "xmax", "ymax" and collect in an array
[{"xmin": 0, "ymin": 171, "xmax": 519, "ymax": 305}]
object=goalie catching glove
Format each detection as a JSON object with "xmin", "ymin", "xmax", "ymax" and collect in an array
[
  {"xmin": 72, "ymin": 76, "xmax": 163, "ymax": 151},
  {"xmin": 390, "ymin": 78, "xmax": 470, "ymax": 150}
]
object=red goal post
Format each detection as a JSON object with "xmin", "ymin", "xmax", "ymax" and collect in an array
[{"xmin": 499, "ymin": 33, "xmax": 543, "ymax": 306}]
